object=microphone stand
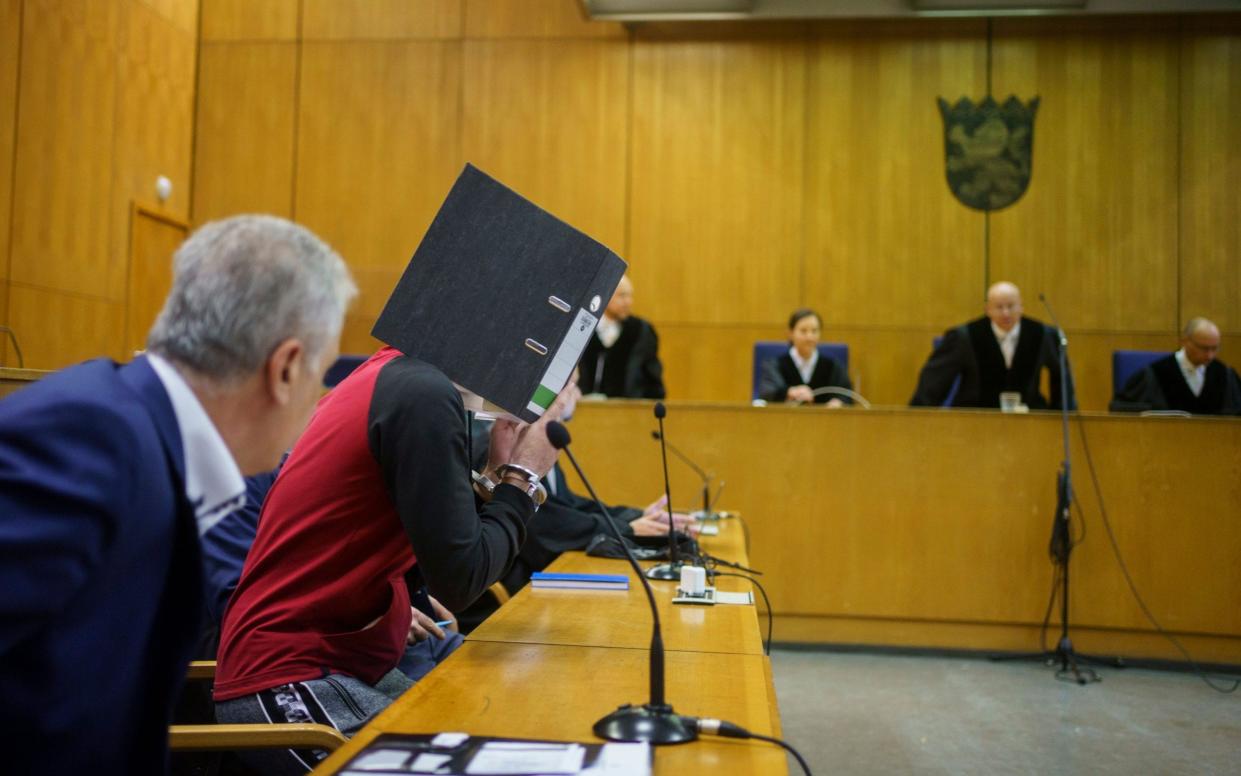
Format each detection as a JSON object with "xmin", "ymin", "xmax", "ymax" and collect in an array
[
  {"xmin": 646, "ymin": 402, "xmax": 689, "ymax": 581},
  {"xmin": 650, "ymin": 430, "xmax": 718, "ymax": 520},
  {"xmin": 992, "ymin": 295, "xmax": 1117, "ymax": 683},
  {"xmin": 546, "ymin": 422, "xmax": 696, "ymax": 744}
]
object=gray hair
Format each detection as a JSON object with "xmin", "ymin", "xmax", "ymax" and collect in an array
[{"xmin": 147, "ymin": 215, "xmax": 357, "ymax": 383}]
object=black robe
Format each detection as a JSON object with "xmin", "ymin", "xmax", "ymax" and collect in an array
[
  {"xmin": 910, "ymin": 315, "xmax": 1075, "ymax": 410},
  {"xmin": 758, "ymin": 352, "xmax": 853, "ymax": 405},
  {"xmin": 578, "ymin": 315, "xmax": 666, "ymax": 399},
  {"xmin": 1110, "ymin": 355, "xmax": 1241, "ymax": 415}
]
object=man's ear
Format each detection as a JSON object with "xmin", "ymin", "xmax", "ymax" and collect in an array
[{"xmin": 265, "ymin": 338, "xmax": 304, "ymax": 405}]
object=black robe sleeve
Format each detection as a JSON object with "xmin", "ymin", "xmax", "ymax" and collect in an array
[
  {"xmin": 911, "ymin": 328, "xmax": 967, "ymax": 406},
  {"xmin": 817, "ymin": 358, "xmax": 854, "ymax": 405},
  {"xmin": 626, "ymin": 318, "xmax": 667, "ymax": 399},
  {"xmin": 758, "ymin": 357, "xmax": 790, "ymax": 402},
  {"xmin": 368, "ymin": 358, "xmax": 535, "ymax": 611},
  {"xmin": 1109, "ymin": 367, "xmax": 1165, "ymax": 412}
]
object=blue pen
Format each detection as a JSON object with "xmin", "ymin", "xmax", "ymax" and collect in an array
[{"xmin": 434, "ymin": 620, "xmax": 453, "ymax": 629}]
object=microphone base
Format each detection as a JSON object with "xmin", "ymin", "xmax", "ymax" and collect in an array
[
  {"xmin": 645, "ymin": 561, "xmax": 687, "ymax": 581},
  {"xmin": 593, "ymin": 703, "xmax": 697, "ymax": 745}
]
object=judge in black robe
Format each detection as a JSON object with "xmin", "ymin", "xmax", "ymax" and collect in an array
[
  {"xmin": 910, "ymin": 282, "xmax": 1075, "ymax": 410},
  {"xmin": 577, "ymin": 275, "xmax": 666, "ymax": 399},
  {"xmin": 1109, "ymin": 319, "xmax": 1241, "ymax": 415},
  {"xmin": 759, "ymin": 352, "xmax": 853, "ymax": 405},
  {"xmin": 760, "ymin": 308, "xmax": 853, "ymax": 406},
  {"xmin": 578, "ymin": 315, "xmax": 665, "ymax": 399},
  {"xmin": 1111, "ymin": 356, "xmax": 1241, "ymax": 415}
]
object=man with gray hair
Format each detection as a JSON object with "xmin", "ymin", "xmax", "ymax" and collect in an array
[
  {"xmin": 1111, "ymin": 317, "xmax": 1241, "ymax": 415},
  {"xmin": 0, "ymin": 215, "xmax": 356, "ymax": 774}
]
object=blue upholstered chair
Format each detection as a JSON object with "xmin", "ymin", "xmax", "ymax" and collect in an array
[
  {"xmin": 323, "ymin": 354, "xmax": 368, "ymax": 388},
  {"xmin": 1112, "ymin": 350, "xmax": 1167, "ymax": 396},
  {"xmin": 751, "ymin": 341, "xmax": 849, "ymax": 401}
]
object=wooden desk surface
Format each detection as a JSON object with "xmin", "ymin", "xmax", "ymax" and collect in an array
[
  {"xmin": 469, "ymin": 522, "xmax": 765, "ymax": 656},
  {"xmin": 309, "ymin": 641, "xmax": 787, "ymax": 775}
]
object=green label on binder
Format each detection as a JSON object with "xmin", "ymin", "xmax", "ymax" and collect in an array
[
  {"xmin": 526, "ymin": 308, "xmax": 598, "ymax": 416},
  {"xmin": 530, "ymin": 384, "xmax": 557, "ymax": 410}
]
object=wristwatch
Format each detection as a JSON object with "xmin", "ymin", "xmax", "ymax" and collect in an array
[{"xmin": 496, "ymin": 463, "xmax": 548, "ymax": 510}]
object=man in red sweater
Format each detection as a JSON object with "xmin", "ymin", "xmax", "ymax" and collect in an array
[{"xmin": 214, "ymin": 346, "xmax": 570, "ymax": 774}]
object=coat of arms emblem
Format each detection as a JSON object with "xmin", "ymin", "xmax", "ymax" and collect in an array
[{"xmin": 938, "ymin": 96, "xmax": 1039, "ymax": 211}]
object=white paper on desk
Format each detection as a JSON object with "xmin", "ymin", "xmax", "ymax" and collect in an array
[
  {"xmin": 411, "ymin": 752, "xmax": 454, "ymax": 772},
  {"xmin": 344, "ymin": 747, "xmax": 412, "ymax": 770},
  {"xmin": 582, "ymin": 743, "xmax": 651, "ymax": 775},
  {"xmin": 715, "ymin": 590, "xmax": 754, "ymax": 605},
  {"xmin": 698, "ymin": 524, "xmax": 720, "ymax": 536},
  {"xmin": 465, "ymin": 742, "xmax": 585, "ymax": 774}
]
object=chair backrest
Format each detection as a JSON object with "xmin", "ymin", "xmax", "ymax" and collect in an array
[
  {"xmin": 1113, "ymin": 350, "xmax": 1167, "ymax": 395},
  {"xmin": 931, "ymin": 336, "xmax": 960, "ymax": 407},
  {"xmin": 323, "ymin": 354, "xmax": 368, "ymax": 388},
  {"xmin": 752, "ymin": 341, "xmax": 848, "ymax": 401}
]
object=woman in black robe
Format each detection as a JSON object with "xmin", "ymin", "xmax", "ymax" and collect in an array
[{"xmin": 758, "ymin": 308, "xmax": 852, "ymax": 407}]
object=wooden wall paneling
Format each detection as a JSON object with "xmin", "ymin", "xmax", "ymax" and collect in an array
[
  {"xmin": 464, "ymin": 0, "xmax": 625, "ymax": 39},
  {"xmin": 628, "ymin": 35, "xmax": 807, "ymax": 326},
  {"xmin": 295, "ymin": 40, "xmax": 464, "ymax": 324},
  {"xmin": 7, "ymin": 285, "xmax": 125, "ymax": 368},
  {"xmin": 989, "ymin": 18, "xmax": 1180, "ymax": 334},
  {"xmin": 126, "ymin": 205, "xmax": 187, "ymax": 355},
  {"xmin": 113, "ymin": 0, "xmax": 197, "ymax": 272},
  {"xmin": 1179, "ymin": 18, "xmax": 1241, "ymax": 335},
  {"xmin": 461, "ymin": 38, "xmax": 629, "ymax": 253},
  {"xmin": 0, "ymin": 0, "xmax": 19, "ymax": 288},
  {"xmin": 10, "ymin": 0, "xmax": 123, "ymax": 301},
  {"xmin": 135, "ymin": 0, "xmax": 198, "ymax": 36},
  {"xmin": 200, "ymin": 0, "xmax": 298, "ymax": 41},
  {"xmin": 302, "ymin": 0, "xmax": 461, "ymax": 40},
  {"xmin": 655, "ymin": 323, "xmax": 786, "ymax": 402},
  {"xmin": 192, "ymin": 42, "xmax": 298, "ymax": 224},
  {"xmin": 827, "ymin": 326, "xmax": 956, "ymax": 407},
  {"xmin": 339, "ymin": 312, "xmax": 382, "ymax": 357},
  {"xmin": 803, "ymin": 21, "xmax": 989, "ymax": 331}
]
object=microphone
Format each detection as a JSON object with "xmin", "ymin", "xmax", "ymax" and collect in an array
[
  {"xmin": 645, "ymin": 402, "xmax": 689, "ymax": 581},
  {"xmin": 650, "ymin": 430, "xmax": 713, "ymax": 518},
  {"xmin": 545, "ymin": 421, "xmax": 696, "ymax": 744}
]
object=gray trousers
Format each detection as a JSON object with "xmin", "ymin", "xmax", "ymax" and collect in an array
[{"xmin": 215, "ymin": 668, "xmax": 413, "ymax": 774}]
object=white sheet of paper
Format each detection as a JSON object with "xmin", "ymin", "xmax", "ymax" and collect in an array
[
  {"xmin": 465, "ymin": 742, "xmax": 585, "ymax": 774},
  {"xmin": 583, "ymin": 743, "xmax": 651, "ymax": 775},
  {"xmin": 346, "ymin": 748, "xmax": 411, "ymax": 770},
  {"xmin": 431, "ymin": 732, "xmax": 470, "ymax": 748},
  {"xmin": 411, "ymin": 752, "xmax": 454, "ymax": 772},
  {"xmin": 715, "ymin": 590, "xmax": 754, "ymax": 605}
]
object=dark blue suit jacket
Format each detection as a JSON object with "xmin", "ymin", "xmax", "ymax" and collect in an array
[{"xmin": 0, "ymin": 356, "xmax": 202, "ymax": 774}]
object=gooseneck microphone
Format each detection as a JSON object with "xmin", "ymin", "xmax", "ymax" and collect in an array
[
  {"xmin": 650, "ymin": 430, "xmax": 712, "ymax": 517},
  {"xmin": 545, "ymin": 421, "xmax": 696, "ymax": 744},
  {"xmin": 645, "ymin": 402, "xmax": 687, "ymax": 581}
]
